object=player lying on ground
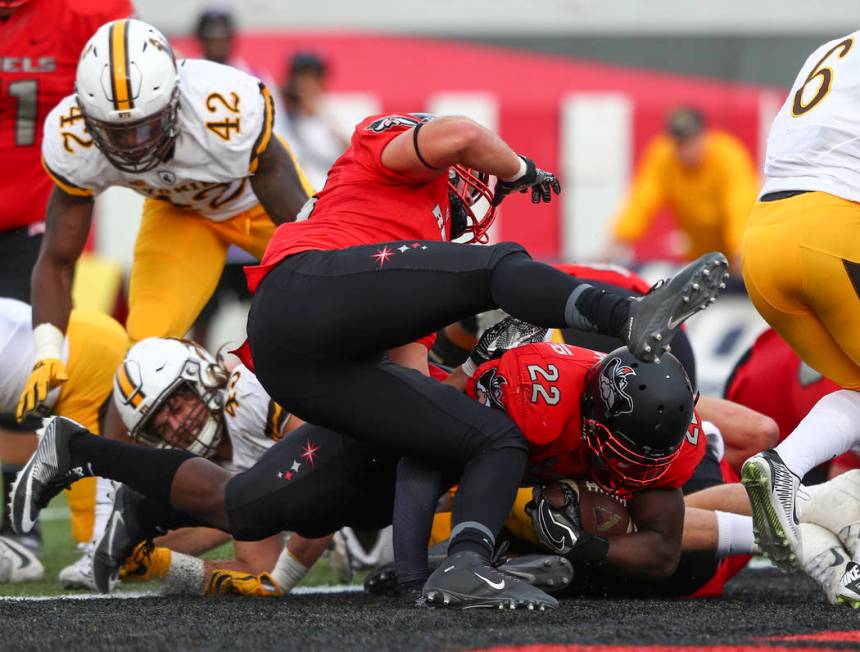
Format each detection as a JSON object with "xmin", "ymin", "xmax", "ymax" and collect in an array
[
  {"xmin": 105, "ymin": 337, "xmax": 332, "ymax": 594},
  {"xmin": 10, "ymin": 319, "xmax": 698, "ymax": 606},
  {"xmin": 18, "ymin": 18, "xmax": 313, "ymax": 421},
  {"xmin": 232, "ymin": 106, "xmax": 728, "ymax": 608},
  {"xmin": 738, "ymin": 30, "xmax": 860, "ymax": 602}
]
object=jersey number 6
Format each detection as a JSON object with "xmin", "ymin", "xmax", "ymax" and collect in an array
[{"xmin": 792, "ymin": 37, "xmax": 853, "ymax": 117}]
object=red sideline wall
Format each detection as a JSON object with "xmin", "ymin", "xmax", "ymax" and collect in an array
[{"xmin": 172, "ymin": 32, "xmax": 782, "ymax": 262}]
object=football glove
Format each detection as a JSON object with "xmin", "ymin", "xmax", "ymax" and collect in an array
[
  {"xmin": 492, "ymin": 155, "xmax": 561, "ymax": 207},
  {"xmin": 526, "ymin": 484, "xmax": 610, "ymax": 563},
  {"xmin": 16, "ymin": 358, "xmax": 68, "ymax": 422},
  {"xmin": 463, "ymin": 316, "xmax": 548, "ymax": 377},
  {"xmin": 205, "ymin": 569, "xmax": 284, "ymax": 598},
  {"xmin": 119, "ymin": 541, "xmax": 171, "ymax": 583}
]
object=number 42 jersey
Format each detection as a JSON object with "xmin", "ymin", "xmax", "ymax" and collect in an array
[
  {"xmin": 762, "ymin": 31, "xmax": 860, "ymax": 202},
  {"xmin": 466, "ymin": 342, "xmax": 705, "ymax": 496},
  {"xmin": 41, "ymin": 58, "xmax": 275, "ymax": 221}
]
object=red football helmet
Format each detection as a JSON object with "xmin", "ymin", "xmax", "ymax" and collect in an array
[{"xmin": 448, "ymin": 165, "xmax": 497, "ymax": 243}]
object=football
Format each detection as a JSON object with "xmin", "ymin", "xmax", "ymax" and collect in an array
[{"xmin": 541, "ymin": 479, "xmax": 635, "ymax": 536}]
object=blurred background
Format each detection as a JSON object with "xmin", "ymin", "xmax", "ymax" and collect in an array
[{"xmin": 85, "ymin": 0, "xmax": 855, "ymax": 394}]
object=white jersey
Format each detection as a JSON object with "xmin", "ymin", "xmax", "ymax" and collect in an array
[
  {"xmin": 221, "ymin": 364, "xmax": 292, "ymax": 474},
  {"xmin": 42, "ymin": 59, "xmax": 275, "ymax": 221},
  {"xmin": 761, "ymin": 32, "xmax": 860, "ymax": 202},
  {"xmin": 0, "ymin": 299, "xmax": 67, "ymax": 415}
]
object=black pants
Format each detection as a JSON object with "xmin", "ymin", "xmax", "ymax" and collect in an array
[
  {"xmin": 224, "ymin": 424, "xmax": 398, "ymax": 541},
  {"xmin": 0, "ymin": 226, "xmax": 42, "ymax": 302},
  {"xmin": 248, "ymin": 241, "xmax": 591, "ymax": 551}
]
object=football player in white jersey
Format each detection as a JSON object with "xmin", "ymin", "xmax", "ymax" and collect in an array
[
  {"xmin": 17, "ymin": 18, "xmax": 314, "ymax": 422},
  {"xmin": 740, "ymin": 32, "xmax": 860, "ymax": 607},
  {"xmin": 106, "ymin": 337, "xmax": 331, "ymax": 595}
]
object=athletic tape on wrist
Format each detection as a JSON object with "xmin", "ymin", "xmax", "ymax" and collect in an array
[
  {"xmin": 163, "ymin": 552, "xmax": 205, "ymax": 595},
  {"xmin": 501, "ymin": 156, "xmax": 528, "ymax": 183},
  {"xmin": 33, "ymin": 323, "xmax": 64, "ymax": 362},
  {"xmin": 271, "ymin": 547, "xmax": 308, "ymax": 593}
]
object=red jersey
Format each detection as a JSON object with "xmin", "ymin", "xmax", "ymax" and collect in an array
[
  {"xmin": 0, "ymin": 0, "xmax": 131, "ymax": 231},
  {"xmin": 725, "ymin": 328, "xmax": 838, "ymax": 442},
  {"xmin": 246, "ymin": 113, "xmax": 451, "ymax": 292},
  {"xmin": 466, "ymin": 342, "xmax": 705, "ymax": 498}
]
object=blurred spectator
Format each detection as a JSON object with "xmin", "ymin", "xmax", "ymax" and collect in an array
[
  {"xmin": 610, "ymin": 107, "xmax": 758, "ymax": 267},
  {"xmin": 277, "ymin": 52, "xmax": 349, "ymax": 190},
  {"xmin": 195, "ymin": 7, "xmax": 236, "ymax": 65}
]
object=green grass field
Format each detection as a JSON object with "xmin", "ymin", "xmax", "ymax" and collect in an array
[{"xmin": 0, "ymin": 490, "xmax": 351, "ymax": 597}]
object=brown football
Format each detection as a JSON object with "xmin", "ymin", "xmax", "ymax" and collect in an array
[{"xmin": 541, "ymin": 479, "xmax": 634, "ymax": 536}]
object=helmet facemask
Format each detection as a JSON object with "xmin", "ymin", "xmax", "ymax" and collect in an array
[
  {"xmin": 447, "ymin": 165, "xmax": 496, "ymax": 243},
  {"xmin": 79, "ymin": 88, "xmax": 179, "ymax": 174}
]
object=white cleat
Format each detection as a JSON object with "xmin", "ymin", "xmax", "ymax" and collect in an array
[
  {"xmin": 0, "ymin": 535, "xmax": 44, "ymax": 583},
  {"xmin": 742, "ymin": 449, "xmax": 802, "ymax": 571},
  {"xmin": 58, "ymin": 545, "xmax": 99, "ymax": 591},
  {"xmin": 836, "ymin": 561, "xmax": 860, "ymax": 608},
  {"xmin": 799, "ymin": 523, "xmax": 849, "ymax": 605},
  {"xmin": 801, "ymin": 470, "xmax": 860, "ymax": 557}
]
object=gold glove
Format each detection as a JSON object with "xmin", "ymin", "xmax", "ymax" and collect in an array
[
  {"xmin": 205, "ymin": 569, "xmax": 284, "ymax": 598},
  {"xmin": 119, "ymin": 541, "xmax": 171, "ymax": 583},
  {"xmin": 16, "ymin": 358, "xmax": 68, "ymax": 421}
]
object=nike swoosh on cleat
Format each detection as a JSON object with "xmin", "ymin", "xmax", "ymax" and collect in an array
[
  {"xmin": 1, "ymin": 539, "xmax": 32, "ymax": 569},
  {"xmin": 474, "ymin": 572, "xmax": 505, "ymax": 590},
  {"xmin": 500, "ymin": 568, "xmax": 537, "ymax": 584},
  {"xmin": 21, "ymin": 465, "xmax": 37, "ymax": 533},
  {"xmin": 666, "ymin": 313, "xmax": 691, "ymax": 331}
]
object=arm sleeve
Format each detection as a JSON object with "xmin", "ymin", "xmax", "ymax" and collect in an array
[
  {"xmin": 612, "ymin": 137, "xmax": 667, "ymax": 244},
  {"xmin": 718, "ymin": 137, "xmax": 760, "ymax": 259}
]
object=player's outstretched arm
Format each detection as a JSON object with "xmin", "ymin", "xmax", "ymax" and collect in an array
[
  {"xmin": 381, "ymin": 115, "xmax": 560, "ymax": 205},
  {"xmin": 250, "ymin": 137, "xmax": 311, "ymax": 225},
  {"xmin": 17, "ymin": 188, "xmax": 94, "ymax": 420},
  {"xmin": 697, "ymin": 396, "xmax": 779, "ymax": 474}
]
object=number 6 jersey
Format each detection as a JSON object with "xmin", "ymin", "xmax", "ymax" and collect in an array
[
  {"xmin": 761, "ymin": 31, "xmax": 860, "ymax": 202},
  {"xmin": 465, "ymin": 342, "xmax": 705, "ymax": 496},
  {"xmin": 41, "ymin": 58, "xmax": 274, "ymax": 221}
]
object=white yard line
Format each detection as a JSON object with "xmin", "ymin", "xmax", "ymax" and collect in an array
[{"xmin": 0, "ymin": 584, "xmax": 362, "ymax": 602}]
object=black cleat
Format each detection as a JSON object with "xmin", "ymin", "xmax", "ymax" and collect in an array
[
  {"xmin": 624, "ymin": 252, "xmax": 729, "ymax": 362},
  {"xmin": 93, "ymin": 484, "xmax": 148, "ymax": 593},
  {"xmin": 10, "ymin": 417, "xmax": 92, "ymax": 535},
  {"xmin": 364, "ymin": 563, "xmax": 401, "ymax": 597},
  {"xmin": 496, "ymin": 554, "xmax": 573, "ymax": 594},
  {"xmin": 422, "ymin": 551, "xmax": 558, "ymax": 610}
]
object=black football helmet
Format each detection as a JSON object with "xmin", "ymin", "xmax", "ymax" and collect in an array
[{"xmin": 581, "ymin": 346, "xmax": 695, "ymax": 494}]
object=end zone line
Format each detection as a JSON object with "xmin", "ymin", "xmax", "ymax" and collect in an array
[{"xmin": 0, "ymin": 584, "xmax": 362, "ymax": 601}]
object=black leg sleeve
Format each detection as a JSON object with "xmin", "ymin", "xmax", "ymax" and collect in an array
[{"xmin": 69, "ymin": 434, "xmax": 196, "ymax": 507}]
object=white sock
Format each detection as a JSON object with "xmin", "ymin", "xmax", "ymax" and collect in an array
[
  {"xmin": 270, "ymin": 547, "xmax": 308, "ymax": 593},
  {"xmin": 163, "ymin": 552, "xmax": 205, "ymax": 595},
  {"xmin": 715, "ymin": 511, "xmax": 757, "ymax": 557},
  {"xmin": 775, "ymin": 390, "xmax": 860, "ymax": 478},
  {"xmin": 91, "ymin": 477, "xmax": 114, "ymax": 545}
]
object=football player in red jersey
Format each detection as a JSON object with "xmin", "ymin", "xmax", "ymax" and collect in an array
[
  {"xmin": 0, "ymin": 0, "xmax": 131, "ymax": 556},
  {"xmin": 234, "ymin": 112, "xmax": 727, "ymax": 608}
]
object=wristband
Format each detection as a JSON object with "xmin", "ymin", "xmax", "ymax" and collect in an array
[
  {"xmin": 461, "ymin": 357, "xmax": 480, "ymax": 378},
  {"xmin": 33, "ymin": 323, "xmax": 64, "ymax": 362},
  {"xmin": 271, "ymin": 547, "xmax": 309, "ymax": 592},
  {"xmin": 163, "ymin": 552, "xmax": 206, "ymax": 595},
  {"xmin": 567, "ymin": 533, "xmax": 610, "ymax": 564},
  {"xmin": 500, "ymin": 156, "xmax": 528, "ymax": 182}
]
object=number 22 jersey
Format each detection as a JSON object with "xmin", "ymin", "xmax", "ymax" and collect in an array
[{"xmin": 466, "ymin": 342, "xmax": 705, "ymax": 497}]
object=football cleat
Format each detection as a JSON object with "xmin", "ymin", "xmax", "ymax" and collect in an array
[
  {"xmin": 799, "ymin": 523, "xmax": 849, "ymax": 605},
  {"xmin": 837, "ymin": 561, "xmax": 860, "ymax": 608},
  {"xmin": 9, "ymin": 416, "xmax": 92, "ymax": 535},
  {"xmin": 495, "ymin": 554, "xmax": 573, "ymax": 594},
  {"xmin": 0, "ymin": 535, "xmax": 44, "ymax": 583},
  {"xmin": 363, "ymin": 563, "xmax": 401, "ymax": 597},
  {"xmin": 422, "ymin": 551, "xmax": 558, "ymax": 610},
  {"xmin": 92, "ymin": 484, "xmax": 148, "ymax": 593},
  {"xmin": 800, "ymin": 470, "xmax": 860, "ymax": 557},
  {"xmin": 58, "ymin": 545, "xmax": 100, "ymax": 591},
  {"xmin": 742, "ymin": 449, "xmax": 802, "ymax": 571},
  {"xmin": 624, "ymin": 252, "xmax": 728, "ymax": 362}
]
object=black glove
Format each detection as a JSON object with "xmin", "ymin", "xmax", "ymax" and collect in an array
[
  {"xmin": 492, "ymin": 155, "xmax": 561, "ymax": 207},
  {"xmin": 526, "ymin": 483, "xmax": 582, "ymax": 555},
  {"xmin": 463, "ymin": 316, "xmax": 548, "ymax": 377},
  {"xmin": 526, "ymin": 484, "xmax": 610, "ymax": 562}
]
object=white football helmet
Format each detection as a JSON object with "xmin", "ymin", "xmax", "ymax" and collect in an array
[
  {"xmin": 75, "ymin": 19, "xmax": 179, "ymax": 173},
  {"xmin": 113, "ymin": 338, "xmax": 227, "ymax": 458}
]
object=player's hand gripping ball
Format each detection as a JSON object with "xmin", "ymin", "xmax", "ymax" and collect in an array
[{"xmin": 526, "ymin": 481, "xmax": 584, "ymax": 555}]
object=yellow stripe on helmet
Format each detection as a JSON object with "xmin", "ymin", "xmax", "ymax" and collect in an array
[
  {"xmin": 109, "ymin": 20, "xmax": 133, "ymax": 111},
  {"xmin": 116, "ymin": 363, "xmax": 144, "ymax": 408}
]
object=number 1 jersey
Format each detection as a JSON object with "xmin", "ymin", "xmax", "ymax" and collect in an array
[{"xmin": 0, "ymin": 0, "xmax": 130, "ymax": 230}]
